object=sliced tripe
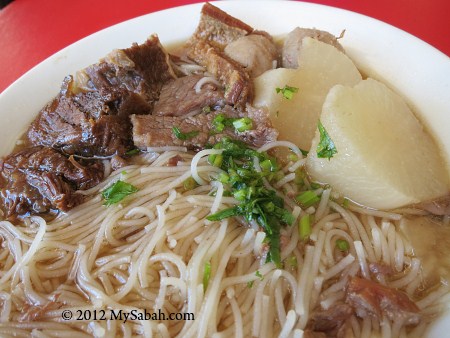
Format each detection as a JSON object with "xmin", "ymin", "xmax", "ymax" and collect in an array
[{"xmin": 306, "ymin": 78, "xmax": 449, "ymax": 209}]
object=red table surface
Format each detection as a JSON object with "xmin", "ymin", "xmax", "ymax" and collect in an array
[{"xmin": 0, "ymin": 0, "xmax": 449, "ymax": 95}]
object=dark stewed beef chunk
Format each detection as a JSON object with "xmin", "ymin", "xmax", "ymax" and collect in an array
[
  {"xmin": 153, "ymin": 75, "xmax": 225, "ymax": 116},
  {"xmin": 27, "ymin": 79, "xmax": 136, "ymax": 157},
  {"xmin": 305, "ymin": 304, "xmax": 353, "ymax": 338},
  {"xmin": 346, "ymin": 276, "xmax": 421, "ymax": 325},
  {"xmin": 28, "ymin": 36, "xmax": 176, "ymax": 157},
  {"xmin": 0, "ymin": 147, "xmax": 103, "ymax": 219},
  {"xmin": 76, "ymin": 35, "xmax": 176, "ymax": 110}
]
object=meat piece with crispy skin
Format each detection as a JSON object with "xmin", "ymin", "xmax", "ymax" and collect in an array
[
  {"xmin": 190, "ymin": 2, "xmax": 253, "ymax": 50},
  {"xmin": 187, "ymin": 39, "xmax": 253, "ymax": 106}
]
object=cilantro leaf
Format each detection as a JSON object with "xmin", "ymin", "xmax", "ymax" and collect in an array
[
  {"xmin": 172, "ymin": 126, "xmax": 199, "ymax": 140},
  {"xmin": 205, "ymin": 138, "xmax": 293, "ymax": 267},
  {"xmin": 102, "ymin": 180, "xmax": 138, "ymax": 206},
  {"xmin": 316, "ymin": 120, "xmax": 337, "ymax": 160},
  {"xmin": 275, "ymin": 85, "xmax": 299, "ymax": 100}
]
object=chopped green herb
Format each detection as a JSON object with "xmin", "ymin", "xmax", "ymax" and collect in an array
[
  {"xmin": 300, "ymin": 149, "xmax": 309, "ymax": 156},
  {"xmin": 203, "ymin": 261, "xmax": 211, "ymax": 292},
  {"xmin": 275, "ymin": 85, "xmax": 299, "ymax": 100},
  {"xmin": 206, "ymin": 206, "xmax": 239, "ymax": 221},
  {"xmin": 317, "ymin": 120, "xmax": 337, "ymax": 160},
  {"xmin": 102, "ymin": 180, "xmax": 138, "ymax": 206},
  {"xmin": 336, "ymin": 239, "xmax": 350, "ymax": 251},
  {"xmin": 206, "ymin": 138, "xmax": 293, "ymax": 267},
  {"xmin": 299, "ymin": 214, "xmax": 311, "ymax": 241},
  {"xmin": 310, "ymin": 182, "xmax": 322, "ymax": 190},
  {"xmin": 172, "ymin": 126, "xmax": 199, "ymax": 140},
  {"xmin": 212, "ymin": 114, "xmax": 254, "ymax": 133},
  {"xmin": 208, "ymin": 154, "xmax": 223, "ymax": 167},
  {"xmin": 286, "ymin": 255, "xmax": 298, "ymax": 268},
  {"xmin": 288, "ymin": 154, "xmax": 298, "ymax": 162},
  {"xmin": 295, "ymin": 190, "xmax": 320, "ymax": 209},
  {"xmin": 247, "ymin": 281, "xmax": 254, "ymax": 288},
  {"xmin": 255, "ymin": 270, "xmax": 263, "ymax": 280},
  {"xmin": 233, "ymin": 117, "xmax": 253, "ymax": 132},
  {"xmin": 202, "ymin": 106, "xmax": 211, "ymax": 113},
  {"xmin": 125, "ymin": 148, "xmax": 140, "ymax": 156},
  {"xmin": 183, "ymin": 177, "xmax": 198, "ymax": 191}
]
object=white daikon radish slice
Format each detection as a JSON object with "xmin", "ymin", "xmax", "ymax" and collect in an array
[
  {"xmin": 253, "ymin": 37, "xmax": 361, "ymax": 151},
  {"xmin": 307, "ymin": 78, "xmax": 449, "ymax": 209}
]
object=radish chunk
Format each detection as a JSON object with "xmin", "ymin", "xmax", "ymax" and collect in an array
[
  {"xmin": 253, "ymin": 37, "xmax": 361, "ymax": 151},
  {"xmin": 306, "ymin": 78, "xmax": 449, "ymax": 209}
]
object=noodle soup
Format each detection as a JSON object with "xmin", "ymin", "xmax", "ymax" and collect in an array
[{"xmin": 0, "ymin": 2, "xmax": 449, "ymax": 338}]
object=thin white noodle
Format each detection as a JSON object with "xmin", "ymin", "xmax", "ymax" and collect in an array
[
  {"xmin": 257, "ymin": 141, "xmax": 303, "ymax": 158},
  {"xmin": 354, "ymin": 241, "xmax": 370, "ymax": 279},
  {"xmin": 191, "ymin": 149, "xmax": 223, "ymax": 185}
]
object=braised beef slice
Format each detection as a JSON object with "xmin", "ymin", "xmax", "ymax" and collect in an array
[
  {"xmin": 28, "ymin": 36, "xmax": 176, "ymax": 157},
  {"xmin": 346, "ymin": 276, "xmax": 421, "ymax": 326},
  {"xmin": 82, "ymin": 35, "xmax": 176, "ymax": 110},
  {"xmin": 187, "ymin": 39, "xmax": 253, "ymax": 106},
  {"xmin": 306, "ymin": 304, "xmax": 353, "ymax": 338},
  {"xmin": 190, "ymin": 3, "xmax": 253, "ymax": 50},
  {"xmin": 0, "ymin": 147, "xmax": 103, "ymax": 218},
  {"xmin": 27, "ymin": 80, "xmax": 135, "ymax": 157},
  {"xmin": 131, "ymin": 105, "xmax": 277, "ymax": 149},
  {"xmin": 153, "ymin": 74, "xmax": 225, "ymax": 116}
]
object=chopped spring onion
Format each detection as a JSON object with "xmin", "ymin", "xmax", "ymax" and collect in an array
[
  {"xmin": 232, "ymin": 117, "xmax": 253, "ymax": 132},
  {"xmin": 208, "ymin": 154, "xmax": 223, "ymax": 167},
  {"xmin": 205, "ymin": 138, "xmax": 293, "ymax": 267},
  {"xmin": 299, "ymin": 214, "xmax": 311, "ymax": 241},
  {"xmin": 183, "ymin": 177, "xmax": 198, "ymax": 191},
  {"xmin": 212, "ymin": 114, "xmax": 254, "ymax": 133},
  {"xmin": 203, "ymin": 261, "xmax": 211, "ymax": 292},
  {"xmin": 202, "ymin": 106, "xmax": 211, "ymax": 113},
  {"xmin": 172, "ymin": 126, "xmax": 199, "ymax": 140},
  {"xmin": 275, "ymin": 85, "xmax": 299, "ymax": 100},
  {"xmin": 286, "ymin": 255, "xmax": 298, "ymax": 268},
  {"xmin": 317, "ymin": 120, "xmax": 337, "ymax": 159},
  {"xmin": 295, "ymin": 190, "xmax": 320, "ymax": 208},
  {"xmin": 336, "ymin": 239, "xmax": 350, "ymax": 251},
  {"xmin": 247, "ymin": 281, "xmax": 254, "ymax": 288},
  {"xmin": 102, "ymin": 180, "xmax": 138, "ymax": 206}
]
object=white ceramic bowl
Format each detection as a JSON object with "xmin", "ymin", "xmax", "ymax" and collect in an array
[{"xmin": 0, "ymin": 1, "xmax": 449, "ymax": 335}]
